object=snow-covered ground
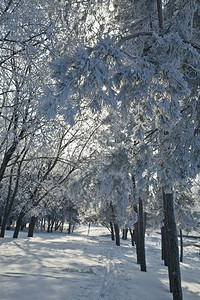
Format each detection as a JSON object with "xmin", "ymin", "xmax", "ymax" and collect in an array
[{"xmin": 0, "ymin": 225, "xmax": 199, "ymax": 300}]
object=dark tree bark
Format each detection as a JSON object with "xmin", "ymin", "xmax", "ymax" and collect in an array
[
  {"xmin": 180, "ymin": 229, "xmax": 183, "ymax": 263},
  {"xmin": 138, "ymin": 198, "xmax": 146, "ymax": 272},
  {"xmin": 50, "ymin": 220, "xmax": 54, "ymax": 233},
  {"xmin": 0, "ymin": 159, "xmax": 22, "ymax": 238},
  {"xmin": 161, "ymin": 226, "xmax": 165, "ymax": 260},
  {"xmin": 163, "ymin": 193, "xmax": 175, "ymax": 293},
  {"xmin": 28, "ymin": 216, "xmax": 38, "ymax": 237},
  {"xmin": 43, "ymin": 218, "xmax": 46, "ymax": 231},
  {"xmin": 60, "ymin": 222, "xmax": 64, "ymax": 233},
  {"xmin": 143, "ymin": 212, "xmax": 147, "ymax": 233},
  {"xmin": 21, "ymin": 223, "xmax": 26, "ymax": 230},
  {"xmin": 0, "ymin": 171, "xmax": 13, "ymax": 238},
  {"xmin": 133, "ymin": 229, "xmax": 136, "ymax": 243},
  {"xmin": 110, "ymin": 222, "xmax": 115, "ymax": 240},
  {"xmin": 161, "ymin": 225, "xmax": 169, "ymax": 265},
  {"xmin": 87, "ymin": 223, "xmax": 91, "ymax": 235},
  {"xmin": 161, "ymin": 226, "xmax": 169, "ymax": 266},
  {"xmin": 0, "ymin": 123, "xmax": 27, "ymax": 184},
  {"xmin": 122, "ymin": 228, "xmax": 128, "ymax": 240},
  {"xmin": 68, "ymin": 222, "xmax": 72, "ymax": 234},
  {"xmin": 13, "ymin": 211, "xmax": 26, "ymax": 238},
  {"xmin": 54, "ymin": 221, "xmax": 58, "ymax": 231},
  {"xmin": 114, "ymin": 223, "xmax": 120, "ymax": 246},
  {"xmin": 164, "ymin": 224, "xmax": 170, "ymax": 266},
  {"xmin": 0, "ymin": 219, "xmax": 7, "ymax": 238},
  {"xmin": 47, "ymin": 216, "xmax": 51, "ymax": 233},
  {"xmin": 129, "ymin": 228, "xmax": 135, "ymax": 246},
  {"xmin": 163, "ymin": 191, "xmax": 182, "ymax": 299},
  {"xmin": 0, "ymin": 143, "xmax": 18, "ymax": 183},
  {"xmin": 134, "ymin": 222, "xmax": 140, "ymax": 264},
  {"xmin": 40, "ymin": 218, "xmax": 45, "ymax": 232},
  {"xmin": 156, "ymin": 0, "xmax": 163, "ymax": 30},
  {"xmin": 6, "ymin": 224, "xmax": 11, "ymax": 230}
]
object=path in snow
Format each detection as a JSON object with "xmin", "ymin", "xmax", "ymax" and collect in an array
[{"xmin": 0, "ymin": 226, "xmax": 199, "ymax": 300}]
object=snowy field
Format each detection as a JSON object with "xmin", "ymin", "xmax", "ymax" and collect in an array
[{"xmin": 0, "ymin": 225, "xmax": 199, "ymax": 300}]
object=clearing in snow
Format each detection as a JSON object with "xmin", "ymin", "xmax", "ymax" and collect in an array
[{"xmin": 0, "ymin": 225, "xmax": 199, "ymax": 300}]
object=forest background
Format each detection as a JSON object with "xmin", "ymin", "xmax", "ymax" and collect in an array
[{"xmin": 0, "ymin": 1, "xmax": 200, "ymax": 299}]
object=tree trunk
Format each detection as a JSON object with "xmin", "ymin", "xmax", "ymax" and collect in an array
[
  {"xmin": 0, "ymin": 218, "xmax": 7, "ymax": 238},
  {"xmin": 163, "ymin": 193, "xmax": 175, "ymax": 293},
  {"xmin": 132, "ymin": 229, "xmax": 136, "ymax": 244},
  {"xmin": 161, "ymin": 225, "xmax": 169, "ymax": 265},
  {"xmin": 0, "ymin": 184, "xmax": 12, "ymax": 238},
  {"xmin": 122, "ymin": 228, "xmax": 128, "ymax": 240},
  {"xmin": 110, "ymin": 222, "xmax": 115, "ymax": 240},
  {"xmin": 6, "ymin": 220, "xmax": 11, "ymax": 230},
  {"xmin": 180, "ymin": 229, "xmax": 183, "ymax": 263},
  {"xmin": 55, "ymin": 220, "xmax": 60, "ymax": 231},
  {"xmin": 40, "ymin": 218, "xmax": 44, "ymax": 232},
  {"xmin": 60, "ymin": 222, "xmax": 63, "ymax": 233},
  {"xmin": 0, "ymin": 147, "xmax": 26, "ymax": 229},
  {"xmin": 156, "ymin": 0, "xmax": 163, "ymax": 30},
  {"xmin": 87, "ymin": 223, "xmax": 91, "ymax": 235},
  {"xmin": 134, "ymin": 222, "xmax": 140, "ymax": 264},
  {"xmin": 144, "ymin": 212, "xmax": 147, "ymax": 233},
  {"xmin": 68, "ymin": 222, "xmax": 72, "ymax": 234},
  {"xmin": 114, "ymin": 223, "xmax": 120, "ymax": 246},
  {"xmin": 28, "ymin": 216, "xmax": 38, "ymax": 237},
  {"xmin": 163, "ymin": 191, "xmax": 182, "ymax": 299},
  {"xmin": 138, "ymin": 198, "xmax": 146, "ymax": 272},
  {"xmin": 164, "ymin": 224, "xmax": 170, "ymax": 266},
  {"xmin": 161, "ymin": 226, "xmax": 165, "ymax": 260},
  {"xmin": 50, "ymin": 220, "xmax": 54, "ymax": 233},
  {"xmin": 47, "ymin": 216, "xmax": 51, "ymax": 233},
  {"xmin": 21, "ymin": 224, "xmax": 25, "ymax": 230},
  {"xmin": 0, "ymin": 168, "xmax": 16, "ymax": 237},
  {"xmin": 0, "ymin": 143, "xmax": 18, "ymax": 183},
  {"xmin": 13, "ymin": 212, "xmax": 26, "ymax": 238},
  {"xmin": 43, "ymin": 218, "xmax": 46, "ymax": 231},
  {"xmin": 129, "ymin": 228, "xmax": 135, "ymax": 246}
]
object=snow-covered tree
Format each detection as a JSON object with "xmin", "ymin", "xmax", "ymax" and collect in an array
[
  {"xmin": 44, "ymin": 1, "xmax": 200, "ymax": 298},
  {"xmin": 0, "ymin": 0, "xmax": 75, "ymax": 237}
]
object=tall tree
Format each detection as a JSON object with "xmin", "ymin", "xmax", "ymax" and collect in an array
[{"xmin": 46, "ymin": 1, "xmax": 200, "ymax": 299}]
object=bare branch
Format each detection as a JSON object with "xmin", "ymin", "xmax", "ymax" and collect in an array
[{"xmin": 156, "ymin": 0, "xmax": 163, "ymax": 30}]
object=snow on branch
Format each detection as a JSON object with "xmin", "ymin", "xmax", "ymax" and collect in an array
[{"xmin": 117, "ymin": 31, "xmax": 200, "ymax": 51}]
